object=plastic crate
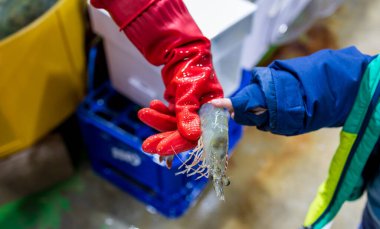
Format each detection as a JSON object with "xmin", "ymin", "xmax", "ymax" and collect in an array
[{"xmin": 77, "ymin": 81, "xmax": 242, "ymax": 218}]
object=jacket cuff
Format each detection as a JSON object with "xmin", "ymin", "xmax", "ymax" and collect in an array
[
  {"xmin": 230, "ymin": 80, "xmax": 268, "ymax": 126},
  {"xmin": 250, "ymin": 68, "xmax": 277, "ymax": 131},
  {"xmin": 253, "ymin": 67, "xmax": 305, "ymax": 135},
  {"xmin": 266, "ymin": 68, "xmax": 305, "ymax": 135}
]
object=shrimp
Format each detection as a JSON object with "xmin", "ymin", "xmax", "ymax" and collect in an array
[{"xmin": 176, "ymin": 103, "xmax": 230, "ymax": 200}]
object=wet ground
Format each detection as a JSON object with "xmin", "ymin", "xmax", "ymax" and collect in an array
[{"xmin": 1, "ymin": 0, "xmax": 380, "ymax": 228}]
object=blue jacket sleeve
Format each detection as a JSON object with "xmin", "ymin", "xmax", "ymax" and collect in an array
[{"xmin": 231, "ymin": 47, "xmax": 375, "ymax": 135}]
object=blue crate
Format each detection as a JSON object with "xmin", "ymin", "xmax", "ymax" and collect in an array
[{"xmin": 77, "ymin": 81, "xmax": 243, "ymax": 218}]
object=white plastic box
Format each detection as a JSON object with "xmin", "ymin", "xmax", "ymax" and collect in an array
[{"xmin": 89, "ymin": 0, "xmax": 256, "ymax": 107}]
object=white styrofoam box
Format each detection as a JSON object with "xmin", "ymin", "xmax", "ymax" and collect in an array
[{"xmin": 89, "ymin": 0, "xmax": 256, "ymax": 107}]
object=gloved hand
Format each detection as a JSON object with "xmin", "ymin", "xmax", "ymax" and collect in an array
[{"xmin": 91, "ymin": 0, "xmax": 224, "ymax": 155}]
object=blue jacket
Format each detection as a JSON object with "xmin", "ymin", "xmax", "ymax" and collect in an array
[
  {"xmin": 231, "ymin": 47, "xmax": 380, "ymax": 228},
  {"xmin": 231, "ymin": 46, "xmax": 375, "ymax": 135}
]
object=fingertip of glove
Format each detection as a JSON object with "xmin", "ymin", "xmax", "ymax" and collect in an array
[
  {"xmin": 149, "ymin": 99, "xmax": 164, "ymax": 106},
  {"xmin": 142, "ymin": 139, "xmax": 159, "ymax": 154},
  {"xmin": 141, "ymin": 132, "xmax": 172, "ymax": 154},
  {"xmin": 156, "ymin": 131, "xmax": 197, "ymax": 156},
  {"xmin": 137, "ymin": 108, "xmax": 152, "ymax": 121},
  {"xmin": 149, "ymin": 100, "xmax": 173, "ymax": 115},
  {"xmin": 138, "ymin": 108, "xmax": 148, "ymax": 116},
  {"xmin": 142, "ymin": 144, "xmax": 156, "ymax": 154}
]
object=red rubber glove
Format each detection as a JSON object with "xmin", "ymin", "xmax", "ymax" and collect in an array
[{"xmin": 91, "ymin": 0, "xmax": 224, "ymax": 156}]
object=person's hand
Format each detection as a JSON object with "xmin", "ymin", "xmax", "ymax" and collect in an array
[{"xmin": 210, "ymin": 98, "xmax": 235, "ymax": 118}]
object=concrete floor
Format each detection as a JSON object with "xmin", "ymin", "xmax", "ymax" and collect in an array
[{"xmin": 2, "ymin": 0, "xmax": 380, "ymax": 229}]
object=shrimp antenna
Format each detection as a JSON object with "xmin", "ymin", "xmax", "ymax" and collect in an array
[
  {"xmin": 171, "ymin": 145, "xmax": 186, "ymax": 165},
  {"xmin": 173, "ymin": 142, "xmax": 208, "ymax": 177}
]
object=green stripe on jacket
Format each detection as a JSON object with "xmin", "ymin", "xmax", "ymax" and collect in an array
[{"xmin": 304, "ymin": 55, "xmax": 380, "ymax": 229}]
